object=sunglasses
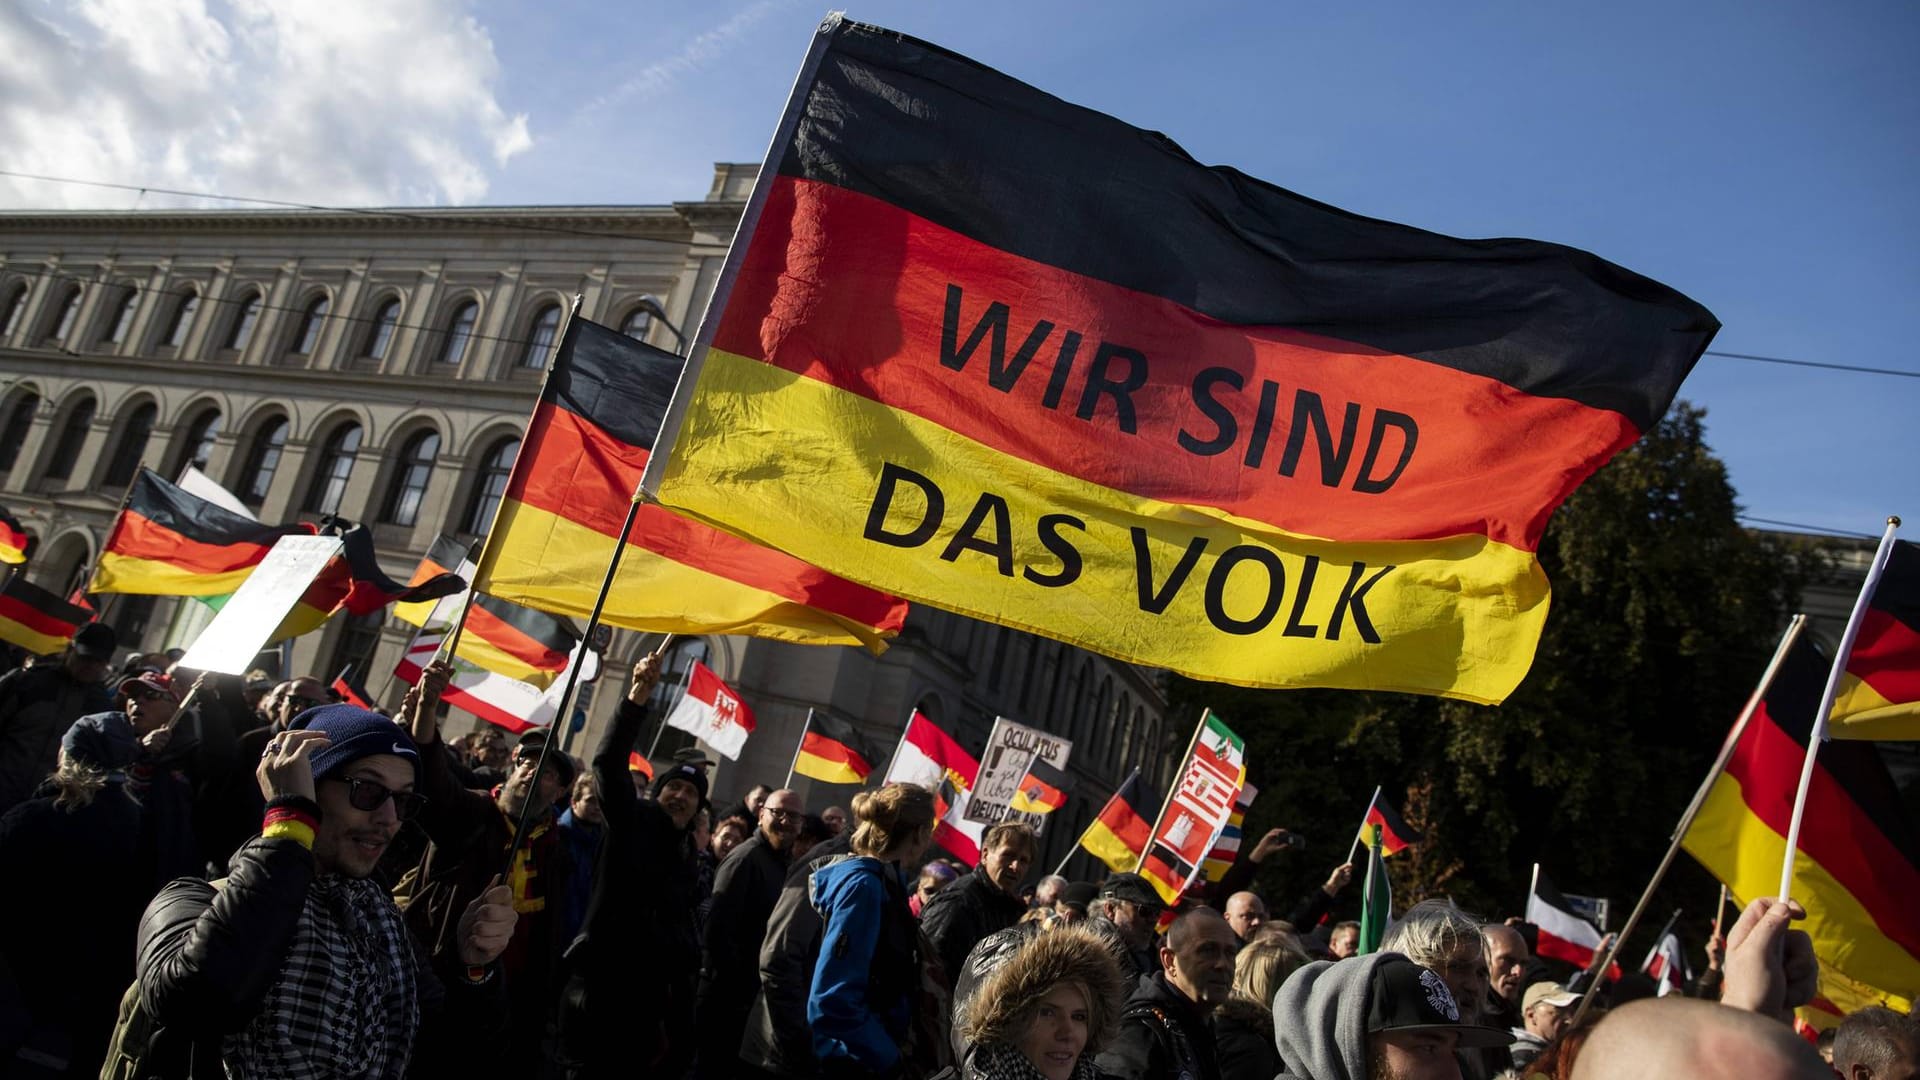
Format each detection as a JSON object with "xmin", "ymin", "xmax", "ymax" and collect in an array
[{"xmin": 329, "ymin": 776, "xmax": 427, "ymax": 820}]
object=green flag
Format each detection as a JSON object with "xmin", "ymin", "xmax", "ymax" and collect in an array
[{"xmin": 1359, "ymin": 823, "xmax": 1392, "ymax": 954}]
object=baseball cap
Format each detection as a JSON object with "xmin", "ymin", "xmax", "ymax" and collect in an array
[
  {"xmin": 118, "ymin": 671, "xmax": 176, "ymax": 699},
  {"xmin": 71, "ymin": 622, "xmax": 116, "ymax": 659},
  {"xmin": 1366, "ymin": 955, "xmax": 1514, "ymax": 1049},
  {"xmin": 1098, "ymin": 872, "xmax": 1167, "ymax": 909},
  {"xmin": 1522, "ymin": 981, "xmax": 1581, "ymax": 1012}
]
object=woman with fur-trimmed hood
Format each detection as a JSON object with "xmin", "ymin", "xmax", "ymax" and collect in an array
[{"xmin": 958, "ymin": 923, "xmax": 1126, "ymax": 1080}]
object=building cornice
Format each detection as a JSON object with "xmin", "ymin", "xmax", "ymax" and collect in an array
[{"xmin": 0, "ymin": 205, "xmax": 706, "ymax": 240}]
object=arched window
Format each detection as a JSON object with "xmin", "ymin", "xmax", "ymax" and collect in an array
[
  {"xmin": 290, "ymin": 295, "xmax": 329, "ymax": 355},
  {"xmin": 363, "ymin": 298, "xmax": 400, "ymax": 360},
  {"xmin": 237, "ymin": 416, "xmax": 288, "ymax": 508},
  {"xmin": 173, "ymin": 408, "xmax": 223, "ymax": 474},
  {"xmin": 379, "ymin": 430, "xmax": 440, "ymax": 527},
  {"xmin": 0, "ymin": 393, "xmax": 39, "ymax": 473},
  {"xmin": 619, "ymin": 305, "xmax": 652, "ymax": 341},
  {"xmin": 43, "ymin": 396, "xmax": 96, "ymax": 483},
  {"xmin": 521, "ymin": 303, "xmax": 560, "ymax": 368},
  {"xmin": 463, "ymin": 436, "xmax": 519, "ymax": 535},
  {"xmin": 47, "ymin": 286, "xmax": 82, "ymax": 344},
  {"xmin": 224, "ymin": 291, "xmax": 262, "ymax": 350},
  {"xmin": 436, "ymin": 301, "xmax": 477, "ymax": 366},
  {"xmin": 102, "ymin": 402, "xmax": 157, "ymax": 488},
  {"xmin": 0, "ymin": 285, "xmax": 26, "ymax": 338},
  {"xmin": 160, "ymin": 290, "xmax": 199, "ymax": 348},
  {"xmin": 303, "ymin": 422, "xmax": 363, "ymax": 514},
  {"xmin": 104, "ymin": 289, "xmax": 139, "ymax": 346}
]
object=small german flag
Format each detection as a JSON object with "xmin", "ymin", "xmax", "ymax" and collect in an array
[
  {"xmin": 90, "ymin": 468, "xmax": 314, "ymax": 596},
  {"xmin": 1078, "ymin": 769, "xmax": 1161, "ymax": 873},
  {"xmin": 0, "ymin": 576, "xmax": 91, "ymax": 656},
  {"xmin": 1829, "ymin": 538, "xmax": 1920, "ymax": 741},
  {"xmin": 1011, "ymin": 755, "xmax": 1070, "ymax": 814},
  {"xmin": 394, "ymin": 536, "xmax": 576, "ymax": 688},
  {"xmin": 793, "ymin": 709, "xmax": 878, "ymax": 785},
  {"xmin": 0, "ymin": 505, "xmax": 30, "ymax": 566},
  {"xmin": 1361, "ymin": 796, "xmax": 1422, "ymax": 857}
]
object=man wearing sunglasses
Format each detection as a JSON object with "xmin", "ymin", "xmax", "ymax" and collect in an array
[
  {"xmin": 132, "ymin": 704, "xmax": 516, "ymax": 1076},
  {"xmin": 695, "ymin": 786, "xmax": 806, "ymax": 1078}
]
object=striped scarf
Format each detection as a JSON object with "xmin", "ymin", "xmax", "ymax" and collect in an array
[{"xmin": 223, "ymin": 874, "xmax": 418, "ymax": 1079}]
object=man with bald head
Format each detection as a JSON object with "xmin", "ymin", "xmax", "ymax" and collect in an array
[
  {"xmin": 1833, "ymin": 1006, "xmax": 1920, "ymax": 1080},
  {"xmin": 1481, "ymin": 923, "xmax": 1531, "ymax": 1029},
  {"xmin": 1098, "ymin": 907, "xmax": 1237, "ymax": 1080},
  {"xmin": 1225, "ymin": 890, "xmax": 1267, "ymax": 945},
  {"xmin": 1573, "ymin": 997, "xmax": 1829, "ymax": 1079},
  {"xmin": 694, "ymin": 787, "xmax": 804, "ymax": 1078}
]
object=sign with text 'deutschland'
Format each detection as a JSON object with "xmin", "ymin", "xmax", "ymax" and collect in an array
[
  {"xmin": 178, "ymin": 535, "xmax": 343, "ymax": 674},
  {"xmin": 965, "ymin": 715, "xmax": 1073, "ymax": 834}
]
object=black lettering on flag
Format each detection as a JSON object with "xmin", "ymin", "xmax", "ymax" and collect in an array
[
  {"xmin": 1075, "ymin": 342, "xmax": 1147, "ymax": 434},
  {"xmin": 939, "ymin": 284, "xmax": 1060, "ymax": 394},
  {"xmin": 1203, "ymin": 545, "xmax": 1286, "ymax": 635},
  {"xmin": 864, "ymin": 462, "xmax": 944, "ymax": 548},
  {"xmin": 1177, "ymin": 367, "xmax": 1240, "ymax": 456},
  {"xmin": 1279, "ymin": 391, "xmax": 1360, "ymax": 487},
  {"xmin": 1042, "ymin": 331, "xmax": 1081, "ymax": 411},
  {"xmin": 1131, "ymin": 527, "xmax": 1206, "ymax": 615},
  {"xmin": 1282, "ymin": 554, "xmax": 1322, "ymax": 638},
  {"xmin": 1352, "ymin": 411, "xmax": 1419, "ymax": 494},
  {"xmin": 940, "ymin": 492, "xmax": 1015, "ymax": 577},
  {"xmin": 1024, "ymin": 513, "xmax": 1086, "ymax": 588},
  {"xmin": 1328, "ymin": 561, "xmax": 1394, "ymax": 643},
  {"xmin": 1244, "ymin": 379, "xmax": 1281, "ymax": 469}
]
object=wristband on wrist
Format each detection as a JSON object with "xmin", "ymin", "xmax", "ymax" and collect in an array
[
  {"xmin": 464, "ymin": 964, "xmax": 495, "ymax": 985},
  {"xmin": 263, "ymin": 802, "xmax": 321, "ymax": 850}
]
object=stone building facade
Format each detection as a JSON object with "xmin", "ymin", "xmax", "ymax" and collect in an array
[{"xmin": 0, "ymin": 164, "xmax": 1174, "ymax": 870}]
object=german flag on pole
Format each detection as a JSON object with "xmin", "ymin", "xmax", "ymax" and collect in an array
[
  {"xmin": 645, "ymin": 16, "xmax": 1718, "ymax": 705},
  {"xmin": 1828, "ymin": 538, "xmax": 1920, "ymax": 741},
  {"xmin": 394, "ymin": 536, "xmax": 576, "ymax": 689},
  {"xmin": 0, "ymin": 576, "xmax": 89, "ymax": 656},
  {"xmin": 0, "ymin": 505, "xmax": 29, "ymax": 566},
  {"xmin": 1077, "ymin": 768, "xmax": 1161, "ymax": 873},
  {"xmin": 473, "ymin": 315, "xmax": 908, "ymax": 651},
  {"xmin": 272, "ymin": 521, "xmax": 464, "ymax": 641},
  {"xmin": 1010, "ymin": 755, "xmax": 1070, "ymax": 815},
  {"xmin": 1682, "ymin": 638, "xmax": 1920, "ymax": 1001},
  {"xmin": 1360, "ymin": 796, "xmax": 1423, "ymax": 858},
  {"xmin": 793, "ymin": 709, "xmax": 877, "ymax": 785},
  {"xmin": 91, "ymin": 468, "xmax": 312, "ymax": 596}
]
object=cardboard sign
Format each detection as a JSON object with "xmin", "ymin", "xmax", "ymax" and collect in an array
[
  {"xmin": 964, "ymin": 715, "xmax": 1073, "ymax": 833},
  {"xmin": 178, "ymin": 535, "xmax": 342, "ymax": 674}
]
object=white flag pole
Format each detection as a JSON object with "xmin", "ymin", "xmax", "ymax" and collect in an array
[
  {"xmin": 1778, "ymin": 516, "xmax": 1902, "ymax": 902},
  {"xmin": 1346, "ymin": 785, "xmax": 1383, "ymax": 866},
  {"xmin": 785, "ymin": 708, "xmax": 814, "ymax": 789}
]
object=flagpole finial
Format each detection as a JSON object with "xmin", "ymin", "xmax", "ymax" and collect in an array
[{"xmin": 1889, "ymin": 515, "xmax": 1902, "ymax": 528}]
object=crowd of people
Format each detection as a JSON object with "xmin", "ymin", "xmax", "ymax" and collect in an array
[{"xmin": 0, "ymin": 621, "xmax": 1914, "ymax": 1079}]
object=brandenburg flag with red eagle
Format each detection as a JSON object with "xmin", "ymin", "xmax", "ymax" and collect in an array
[{"xmin": 645, "ymin": 16, "xmax": 1717, "ymax": 703}]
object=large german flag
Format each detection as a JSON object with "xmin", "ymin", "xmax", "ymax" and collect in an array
[
  {"xmin": 0, "ymin": 505, "xmax": 29, "ymax": 566},
  {"xmin": 91, "ymin": 468, "xmax": 312, "ymax": 596},
  {"xmin": 1681, "ymin": 639, "xmax": 1920, "ymax": 999},
  {"xmin": 0, "ymin": 576, "xmax": 89, "ymax": 655},
  {"xmin": 793, "ymin": 709, "xmax": 877, "ymax": 785},
  {"xmin": 1829, "ymin": 538, "xmax": 1920, "ymax": 740},
  {"xmin": 473, "ymin": 316, "xmax": 908, "ymax": 650},
  {"xmin": 394, "ymin": 535, "xmax": 575, "ymax": 688},
  {"xmin": 1077, "ymin": 768, "xmax": 1161, "ymax": 873},
  {"xmin": 648, "ymin": 18, "xmax": 1717, "ymax": 704}
]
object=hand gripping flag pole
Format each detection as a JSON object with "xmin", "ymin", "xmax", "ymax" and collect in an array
[
  {"xmin": 1778, "ymin": 517, "xmax": 1903, "ymax": 903},
  {"xmin": 1568, "ymin": 612, "xmax": 1810, "ymax": 1028}
]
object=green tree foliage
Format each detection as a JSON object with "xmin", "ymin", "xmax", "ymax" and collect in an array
[{"xmin": 1172, "ymin": 403, "xmax": 1827, "ymax": 932}]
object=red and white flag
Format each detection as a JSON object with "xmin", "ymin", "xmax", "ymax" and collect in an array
[
  {"xmin": 883, "ymin": 710, "xmax": 986, "ymax": 862},
  {"xmin": 395, "ymin": 621, "xmax": 595, "ymax": 734},
  {"xmin": 1526, "ymin": 867, "xmax": 1607, "ymax": 969},
  {"xmin": 1642, "ymin": 930, "xmax": 1691, "ymax": 997},
  {"xmin": 664, "ymin": 660, "xmax": 755, "ymax": 760}
]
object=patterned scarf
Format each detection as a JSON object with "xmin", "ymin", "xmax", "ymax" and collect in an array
[
  {"xmin": 224, "ymin": 874, "xmax": 418, "ymax": 1079},
  {"xmin": 971, "ymin": 1040, "xmax": 1104, "ymax": 1080}
]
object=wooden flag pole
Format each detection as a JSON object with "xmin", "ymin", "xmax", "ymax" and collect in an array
[
  {"xmin": 1567, "ymin": 613, "xmax": 1810, "ymax": 1028},
  {"xmin": 1779, "ymin": 517, "xmax": 1901, "ymax": 903},
  {"xmin": 1135, "ymin": 709, "xmax": 1207, "ymax": 874},
  {"xmin": 783, "ymin": 708, "xmax": 814, "ymax": 789},
  {"xmin": 1346, "ymin": 785, "xmax": 1384, "ymax": 866},
  {"xmin": 1711, "ymin": 883, "xmax": 1730, "ymax": 941},
  {"xmin": 499, "ymin": 486, "xmax": 650, "ymax": 881},
  {"xmin": 639, "ymin": 634, "xmax": 680, "ymax": 761}
]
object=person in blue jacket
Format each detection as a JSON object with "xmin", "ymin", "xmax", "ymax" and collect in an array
[{"xmin": 807, "ymin": 782, "xmax": 937, "ymax": 1077}]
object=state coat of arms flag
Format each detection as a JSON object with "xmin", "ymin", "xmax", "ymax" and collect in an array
[
  {"xmin": 1140, "ymin": 711, "xmax": 1246, "ymax": 904},
  {"xmin": 664, "ymin": 660, "xmax": 755, "ymax": 760},
  {"xmin": 1009, "ymin": 753, "xmax": 1070, "ymax": 815},
  {"xmin": 883, "ymin": 710, "xmax": 986, "ymax": 862},
  {"xmin": 646, "ymin": 15, "xmax": 1717, "ymax": 705}
]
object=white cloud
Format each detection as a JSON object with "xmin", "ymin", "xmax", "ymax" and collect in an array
[
  {"xmin": 0, "ymin": 0, "xmax": 531, "ymax": 209},
  {"xmin": 585, "ymin": 0, "xmax": 796, "ymax": 112}
]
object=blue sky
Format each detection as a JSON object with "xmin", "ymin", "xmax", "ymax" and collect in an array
[{"xmin": 5, "ymin": 0, "xmax": 1914, "ymax": 538}]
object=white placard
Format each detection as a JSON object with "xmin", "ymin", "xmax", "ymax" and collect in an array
[
  {"xmin": 178, "ymin": 535, "xmax": 343, "ymax": 674},
  {"xmin": 964, "ymin": 715, "xmax": 1073, "ymax": 833}
]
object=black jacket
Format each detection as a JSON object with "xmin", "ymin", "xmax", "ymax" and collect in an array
[
  {"xmin": 555, "ymin": 697, "xmax": 700, "ymax": 1078},
  {"xmin": 740, "ymin": 833, "xmax": 853, "ymax": 1078},
  {"xmin": 1095, "ymin": 972, "xmax": 1222, "ymax": 1080},
  {"xmin": 1213, "ymin": 1000, "xmax": 1279, "ymax": 1080},
  {"xmin": 696, "ymin": 829, "xmax": 791, "ymax": 1070},
  {"xmin": 919, "ymin": 868, "xmax": 1027, "ymax": 982},
  {"xmin": 0, "ymin": 663, "xmax": 110, "ymax": 814}
]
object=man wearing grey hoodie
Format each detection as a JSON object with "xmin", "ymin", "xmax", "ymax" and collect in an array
[{"xmin": 1273, "ymin": 952, "xmax": 1513, "ymax": 1080}]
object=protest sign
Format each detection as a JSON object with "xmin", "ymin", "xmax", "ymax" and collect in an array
[
  {"xmin": 178, "ymin": 534, "xmax": 341, "ymax": 673},
  {"xmin": 966, "ymin": 715, "xmax": 1074, "ymax": 833}
]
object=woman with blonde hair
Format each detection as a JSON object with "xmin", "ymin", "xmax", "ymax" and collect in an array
[
  {"xmin": 957, "ymin": 923, "xmax": 1125, "ymax": 1080},
  {"xmin": 1216, "ymin": 932, "xmax": 1311, "ymax": 1080},
  {"xmin": 808, "ymin": 782, "xmax": 938, "ymax": 1076}
]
